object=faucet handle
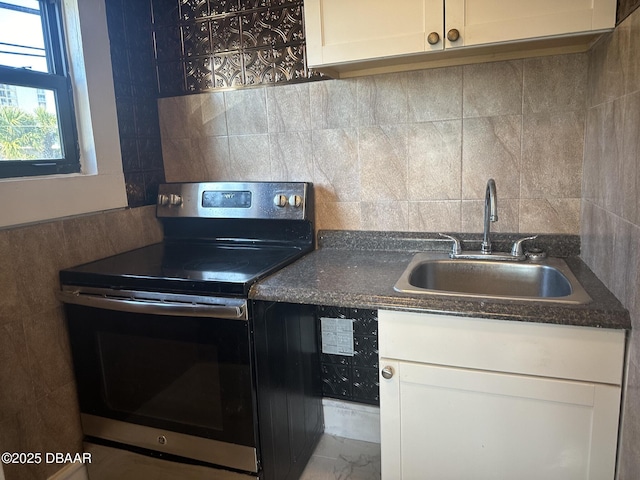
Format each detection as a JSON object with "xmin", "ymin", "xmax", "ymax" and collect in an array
[
  {"xmin": 511, "ymin": 235, "xmax": 538, "ymax": 257},
  {"xmin": 439, "ymin": 233, "xmax": 463, "ymax": 255}
]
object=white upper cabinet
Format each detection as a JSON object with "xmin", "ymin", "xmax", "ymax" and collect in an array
[
  {"xmin": 304, "ymin": 0, "xmax": 444, "ymax": 66},
  {"xmin": 304, "ymin": 0, "xmax": 616, "ymax": 70},
  {"xmin": 447, "ymin": 0, "xmax": 616, "ymax": 49}
]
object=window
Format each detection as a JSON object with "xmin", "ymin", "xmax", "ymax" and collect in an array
[{"xmin": 0, "ymin": 0, "xmax": 79, "ymax": 178}]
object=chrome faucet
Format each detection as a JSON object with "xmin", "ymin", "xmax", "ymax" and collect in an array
[
  {"xmin": 481, "ymin": 179, "xmax": 498, "ymax": 254},
  {"xmin": 439, "ymin": 178, "xmax": 541, "ymax": 261}
]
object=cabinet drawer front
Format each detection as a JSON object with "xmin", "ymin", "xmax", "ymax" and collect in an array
[{"xmin": 379, "ymin": 310, "xmax": 626, "ymax": 384}]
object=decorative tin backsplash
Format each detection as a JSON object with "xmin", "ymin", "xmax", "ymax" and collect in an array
[
  {"xmin": 151, "ymin": 0, "xmax": 318, "ymax": 95},
  {"xmin": 105, "ymin": 0, "xmax": 165, "ymax": 207},
  {"xmin": 317, "ymin": 306, "xmax": 380, "ymax": 406}
]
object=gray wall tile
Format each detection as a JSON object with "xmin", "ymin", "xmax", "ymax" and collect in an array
[
  {"xmin": 624, "ymin": 10, "xmax": 640, "ymax": 95},
  {"xmin": 582, "ymin": 105, "xmax": 604, "ymax": 204},
  {"xmin": 0, "ymin": 207, "xmax": 162, "ymax": 480},
  {"xmin": 588, "ymin": 30, "xmax": 626, "ymax": 107},
  {"xmin": 24, "ymin": 308, "xmax": 74, "ymax": 401},
  {"xmin": 0, "ymin": 238, "xmax": 21, "ymax": 321},
  {"xmin": 266, "ymin": 83, "xmax": 311, "ymax": 133},
  {"xmin": 269, "ymin": 131, "xmax": 314, "ymax": 181},
  {"xmin": 621, "ymin": 91, "xmax": 640, "ymax": 225},
  {"xmin": 407, "ymin": 121, "xmax": 461, "ymax": 200},
  {"xmin": 158, "ymin": 93, "xmax": 227, "ymax": 138},
  {"xmin": 0, "ymin": 404, "xmax": 44, "ymax": 478},
  {"xmin": 408, "ymin": 201, "xmax": 461, "ymax": 232},
  {"xmin": 0, "ymin": 322, "xmax": 34, "ymax": 423},
  {"xmin": 407, "ymin": 66, "xmax": 463, "ymax": 122},
  {"xmin": 361, "ymin": 202, "xmax": 408, "ymax": 231},
  {"xmin": 312, "ymin": 128, "xmax": 360, "ymax": 203},
  {"xmin": 523, "ymin": 54, "xmax": 587, "ymax": 114},
  {"xmin": 463, "ymin": 60, "xmax": 523, "ymax": 118},
  {"xmin": 310, "ymin": 78, "xmax": 358, "ymax": 130},
  {"xmin": 228, "ymin": 134, "xmax": 271, "ymax": 180},
  {"xmin": 462, "ymin": 115, "xmax": 521, "ymax": 200},
  {"xmin": 194, "ymin": 135, "xmax": 233, "ymax": 181},
  {"xmin": 197, "ymin": 92, "xmax": 228, "ymax": 137},
  {"xmin": 520, "ymin": 198, "xmax": 580, "ymax": 234},
  {"xmin": 521, "ymin": 111, "xmax": 585, "ymax": 199},
  {"xmin": 162, "ymin": 137, "xmax": 206, "ymax": 182},
  {"xmin": 224, "ymin": 88, "xmax": 268, "ymax": 135},
  {"xmin": 315, "ymin": 202, "xmax": 362, "ymax": 231},
  {"xmin": 581, "ymin": 12, "xmax": 640, "ymax": 476},
  {"xmin": 359, "ymin": 125, "xmax": 408, "ymax": 202},
  {"xmin": 357, "ymin": 73, "xmax": 408, "ymax": 126}
]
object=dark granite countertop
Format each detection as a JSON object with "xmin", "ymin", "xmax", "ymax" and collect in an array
[{"xmin": 250, "ymin": 231, "xmax": 631, "ymax": 330}]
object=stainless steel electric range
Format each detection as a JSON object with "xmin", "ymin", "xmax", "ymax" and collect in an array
[{"xmin": 59, "ymin": 182, "xmax": 323, "ymax": 480}]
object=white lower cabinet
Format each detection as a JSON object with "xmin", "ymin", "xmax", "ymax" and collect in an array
[{"xmin": 379, "ymin": 310, "xmax": 626, "ymax": 480}]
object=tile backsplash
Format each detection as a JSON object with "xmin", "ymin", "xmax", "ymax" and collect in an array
[
  {"xmin": 159, "ymin": 53, "xmax": 586, "ymax": 234},
  {"xmin": 0, "ymin": 207, "xmax": 163, "ymax": 480},
  {"xmin": 581, "ymin": 8, "xmax": 640, "ymax": 478}
]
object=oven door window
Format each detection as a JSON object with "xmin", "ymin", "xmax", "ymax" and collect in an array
[{"xmin": 66, "ymin": 304, "xmax": 256, "ymax": 448}]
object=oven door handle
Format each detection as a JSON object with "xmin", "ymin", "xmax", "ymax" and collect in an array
[{"xmin": 58, "ymin": 291, "xmax": 248, "ymax": 321}]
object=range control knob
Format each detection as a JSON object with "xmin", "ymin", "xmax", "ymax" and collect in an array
[
  {"xmin": 288, "ymin": 195, "xmax": 303, "ymax": 208},
  {"xmin": 273, "ymin": 194, "xmax": 288, "ymax": 207},
  {"xmin": 168, "ymin": 194, "xmax": 183, "ymax": 206},
  {"xmin": 158, "ymin": 194, "xmax": 183, "ymax": 206}
]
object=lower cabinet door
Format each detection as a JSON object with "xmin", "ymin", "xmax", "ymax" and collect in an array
[{"xmin": 380, "ymin": 359, "xmax": 621, "ymax": 480}]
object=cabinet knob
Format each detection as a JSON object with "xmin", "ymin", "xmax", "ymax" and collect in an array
[
  {"xmin": 447, "ymin": 28, "xmax": 460, "ymax": 42},
  {"xmin": 427, "ymin": 32, "xmax": 440, "ymax": 45},
  {"xmin": 381, "ymin": 366, "xmax": 394, "ymax": 379}
]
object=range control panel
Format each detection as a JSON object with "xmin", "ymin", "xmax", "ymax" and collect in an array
[{"xmin": 157, "ymin": 182, "xmax": 313, "ymax": 221}]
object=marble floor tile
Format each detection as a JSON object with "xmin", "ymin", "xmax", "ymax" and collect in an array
[{"xmin": 300, "ymin": 435, "xmax": 381, "ymax": 480}]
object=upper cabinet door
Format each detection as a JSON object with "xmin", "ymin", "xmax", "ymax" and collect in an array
[
  {"xmin": 305, "ymin": 0, "xmax": 444, "ymax": 67},
  {"xmin": 445, "ymin": 0, "xmax": 616, "ymax": 49}
]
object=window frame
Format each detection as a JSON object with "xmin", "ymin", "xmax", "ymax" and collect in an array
[
  {"xmin": 0, "ymin": 0, "xmax": 128, "ymax": 229},
  {"xmin": 0, "ymin": 0, "xmax": 79, "ymax": 178}
]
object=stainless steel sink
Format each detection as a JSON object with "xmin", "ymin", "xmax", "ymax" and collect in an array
[{"xmin": 394, "ymin": 253, "xmax": 591, "ymax": 304}]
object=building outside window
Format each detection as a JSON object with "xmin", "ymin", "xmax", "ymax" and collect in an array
[
  {"xmin": 36, "ymin": 87, "xmax": 46, "ymax": 108},
  {"xmin": 0, "ymin": 0, "xmax": 79, "ymax": 178},
  {"xmin": 0, "ymin": 83, "xmax": 17, "ymax": 106}
]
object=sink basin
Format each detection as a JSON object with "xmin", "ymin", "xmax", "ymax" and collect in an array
[{"xmin": 394, "ymin": 253, "xmax": 591, "ymax": 304}]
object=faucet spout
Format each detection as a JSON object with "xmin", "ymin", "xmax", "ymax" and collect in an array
[{"xmin": 481, "ymin": 179, "xmax": 498, "ymax": 254}]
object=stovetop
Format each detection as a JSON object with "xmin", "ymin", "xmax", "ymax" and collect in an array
[
  {"xmin": 60, "ymin": 241, "xmax": 309, "ymax": 296},
  {"xmin": 60, "ymin": 181, "xmax": 315, "ymax": 297}
]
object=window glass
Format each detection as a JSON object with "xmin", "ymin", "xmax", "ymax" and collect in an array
[
  {"xmin": 0, "ymin": 85, "xmax": 61, "ymax": 160},
  {"xmin": 0, "ymin": 0, "xmax": 79, "ymax": 178},
  {"xmin": 0, "ymin": 0, "xmax": 47, "ymax": 72}
]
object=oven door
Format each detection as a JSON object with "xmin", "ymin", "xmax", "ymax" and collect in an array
[{"xmin": 61, "ymin": 290, "xmax": 258, "ymax": 474}]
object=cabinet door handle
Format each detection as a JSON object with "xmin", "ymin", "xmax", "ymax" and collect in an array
[
  {"xmin": 447, "ymin": 28, "xmax": 460, "ymax": 42},
  {"xmin": 427, "ymin": 31, "xmax": 440, "ymax": 45},
  {"xmin": 381, "ymin": 366, "xmax": 395, "ymax": 379}
]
